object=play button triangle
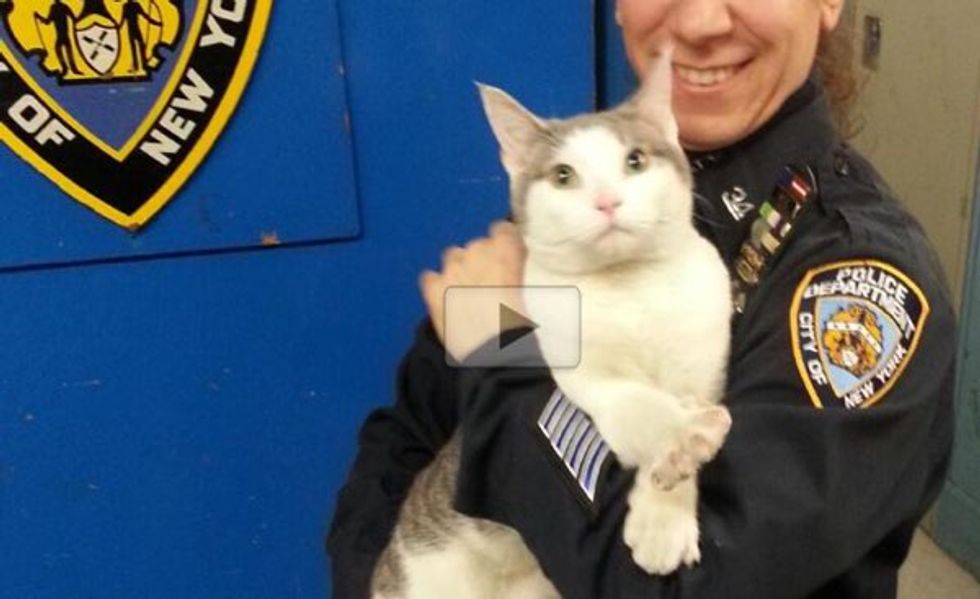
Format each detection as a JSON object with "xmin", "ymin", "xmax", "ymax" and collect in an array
[{"xmin": 499, "ymin": 303, "xmax": 538, "ymax": 349}]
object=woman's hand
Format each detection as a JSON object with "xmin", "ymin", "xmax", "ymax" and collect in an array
[{"xmin": 420, "ymin": 220, "xmax": 527, "ymax": 361}]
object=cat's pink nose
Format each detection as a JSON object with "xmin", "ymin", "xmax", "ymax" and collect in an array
[{"xmin": 596, "ymin": 195, "xmax": 622, "ymax": 217}]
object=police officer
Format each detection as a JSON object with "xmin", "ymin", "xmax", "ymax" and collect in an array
[{"xmin": 328, "ymin": 0, "xmax": 957, "ymax": 597}]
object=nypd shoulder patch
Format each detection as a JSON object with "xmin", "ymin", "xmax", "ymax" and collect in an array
[
  {"xmin": 790, "ymin": 259, "xmax": 930, "ymax": 409},
  {"xmin": 537, "ymin": 389, "xmax": 610, "ymax": 503}
]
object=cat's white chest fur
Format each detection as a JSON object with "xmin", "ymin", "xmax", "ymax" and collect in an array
[
  {"xmin": 523, "ymin": 230, "xmax": 733, "ymax": 577},
  {"xmin": 523, "ymin": 232, "xmax": 731, "ymax": 412}
]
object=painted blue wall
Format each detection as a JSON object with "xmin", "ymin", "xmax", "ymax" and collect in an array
[
  {"xmin": 596, "ymin": 0, "xmax": 634, "ymax": 110},
  {"xmin": 0, "ymin": 2, "xmax": 594, "ymax": 597}
]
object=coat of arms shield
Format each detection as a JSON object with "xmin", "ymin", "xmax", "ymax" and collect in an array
[{"xmin": 75, "ymin": 19, "xmax": 118, "ymax": 75}]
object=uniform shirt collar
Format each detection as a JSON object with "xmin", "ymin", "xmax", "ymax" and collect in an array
[{"xmin": 688, "ymin": 75, "xmax": 839, "ymax": 266}]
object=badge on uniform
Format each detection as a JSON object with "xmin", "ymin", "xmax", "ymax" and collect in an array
[
  {"xmin": 537, "ymin": 388, "xmax": 610, "ymax": 503},
  {"xmin": 790, "ymin": 259, "xmax": 930, "ymax": 409}
]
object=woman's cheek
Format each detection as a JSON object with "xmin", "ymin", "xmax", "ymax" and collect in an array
[{"xmin": 617, "ymin": 0, "xmax": 672, "ymax": 47}]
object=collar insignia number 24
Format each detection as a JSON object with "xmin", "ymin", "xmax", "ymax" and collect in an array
[
  {"xmin": 790, "ymin": 260, "xmax": 929, "ymax": 409},
  {"xmin": 0, "ymin": 0, "xmax": 271, "ymax": 228}
]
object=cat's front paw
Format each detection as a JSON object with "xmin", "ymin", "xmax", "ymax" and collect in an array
[
  {"xmin": 623, "ymin": 479, "xmax": 701, "ymax": 575},
  {"xmin": 649, "ymin": 404, "xmax": 731, "ymax": 490}
]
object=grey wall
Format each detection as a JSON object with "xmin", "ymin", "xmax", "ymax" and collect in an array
[{"xmin": 847, "ymin": 0, "xmax": 980, "ymax": 307}]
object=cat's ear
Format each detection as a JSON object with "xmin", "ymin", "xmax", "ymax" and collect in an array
[
  {"xmin": 477, "ymin": 83, "xmax": 547, "ymax": 175},
  {"xmin": 630, "ymin": 45, "xmax": 679, "ymax": 141}
]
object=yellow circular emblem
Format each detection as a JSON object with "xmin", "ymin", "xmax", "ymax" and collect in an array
[{"xmin": 822, "ymin": 303, "xmax": 884, "ymax": 378}]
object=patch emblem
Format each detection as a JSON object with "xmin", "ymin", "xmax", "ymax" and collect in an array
[
  {"xmin": 790, "ymin": 259, "xmax": 930, "ymax": 409},
  {"xmin": 0, "ymin": 0, "xmax": 272, "ymax": 228},
  {"xmin": 537, "ymin": 388, "xmax": 610, "ymax": 503}
]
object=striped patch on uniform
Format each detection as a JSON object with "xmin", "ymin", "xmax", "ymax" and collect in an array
[{"xmin": 536, "ymin": 389, "xmax": 610, "ymax": 502}]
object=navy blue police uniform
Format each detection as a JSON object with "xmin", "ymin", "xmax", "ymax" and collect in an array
[{"xmin": 326, "ymin": 77, "xmax": 957, "ymax": 599}]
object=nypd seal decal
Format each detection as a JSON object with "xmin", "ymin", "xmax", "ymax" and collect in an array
[
  {"xmin": 0, "ymin": 0, "xmax": 272, "ymax": 228},
  {"xmin": 790, "ymin": 259, "xmax": 929, "ymax": 409}
]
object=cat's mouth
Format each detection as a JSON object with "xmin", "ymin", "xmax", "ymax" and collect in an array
[{"xmin": 595, "ymin": 222, "xmax": 634, "ymax": 241}]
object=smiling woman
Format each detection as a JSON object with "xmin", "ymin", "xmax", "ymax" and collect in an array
[{"xmin": 616, "ymin": 0, "xmax": 846, "ymax": 150}]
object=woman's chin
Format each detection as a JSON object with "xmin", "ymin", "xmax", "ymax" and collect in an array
[{"xmin": 677, "ymin": 116, "xmax": 751, "ymax": 151}]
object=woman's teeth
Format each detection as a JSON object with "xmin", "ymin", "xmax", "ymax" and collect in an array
[{"xmin": 674, "ymin": 64, "xmax": 740, "ymax": 87}]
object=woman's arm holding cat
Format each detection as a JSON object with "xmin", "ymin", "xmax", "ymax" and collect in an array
[{"xmin": 326, "ymin": 319, "xmax": 460, "ymax": 599}]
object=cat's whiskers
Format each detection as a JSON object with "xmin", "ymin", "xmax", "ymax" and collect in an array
[
  {"xmin": 691, "ymin": 212, "xmax": 727, "ymax": 229},
  {"xmin": 692, "ymin": 191, "xmax": 712, "ymax": 208},
  {"xmin": 690, "ymin": 192, "xmax": 727, "ymax": 229}
]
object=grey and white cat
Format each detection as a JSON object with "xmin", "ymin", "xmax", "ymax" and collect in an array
[{"xmin": 371, "ymin": 51, "xmax": 732, "ymax": 599}]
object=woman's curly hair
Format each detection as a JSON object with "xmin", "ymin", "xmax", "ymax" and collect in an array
[{"xmin": 816, "ymin": 23, "xmax": 861, "ymax": 139}]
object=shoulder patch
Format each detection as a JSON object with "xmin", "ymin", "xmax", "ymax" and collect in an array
[
  {"xmin": 790, "ymin": 259, "xmax": 930, "ymax": 409},
  {"xmin": 537, "ymin": 389, "xmax": 610, "ymax": 503}
]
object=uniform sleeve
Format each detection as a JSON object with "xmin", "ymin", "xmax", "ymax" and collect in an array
[
  {"xmin": 452, "ymin": 217, "xmax": 956, "ymax": 598},
  {"xmin": 326, "ymin": 319, "xmax": 459, "ymax": 599}
]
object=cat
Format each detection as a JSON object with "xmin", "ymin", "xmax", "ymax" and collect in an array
[{"xmin": 370, "ymin": 49, "xmax": 732, "ymax": 599}]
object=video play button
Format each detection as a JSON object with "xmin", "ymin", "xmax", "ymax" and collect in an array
[
  {"xmin": 444, "ymin": 286, "xmax": 580, "ymax": 368},
  {"xmin": 499, "ymin": 303, "xmax": 538, "ymax": 350}
]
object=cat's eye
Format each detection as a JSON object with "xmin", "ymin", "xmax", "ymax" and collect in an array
[
  {"xmin": 550, "ymin": 164, "xmax": 578, "ymax": 188},
  {"xmin": 626, "ymin": 148, "xmax": 649, "ymax": 173}
]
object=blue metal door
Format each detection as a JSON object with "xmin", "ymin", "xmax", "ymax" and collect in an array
[
  {"xmin": 0, "ymin": 1, "xmax": 595, "ymax": 597},
  {"xmin": 935, "ymin": 150, "xmax": 980, "ymax": 579}
]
